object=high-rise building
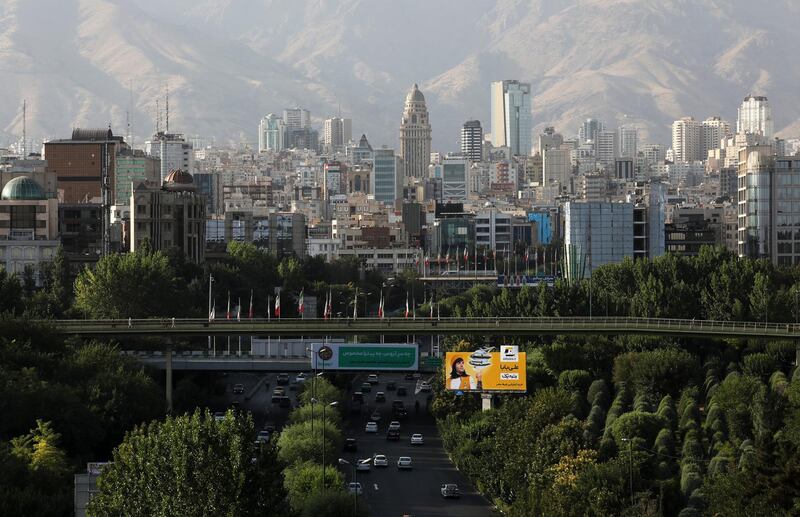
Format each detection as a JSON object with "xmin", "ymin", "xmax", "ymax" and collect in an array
[
  {"xmin": 283, "ymin": 108, "xmax": 311, "ymax": 130},
  {"xmin": 579, "ymin": 118, "xmax": 605, "ymax": 146},
  {"xmin": 617, "ymin": 126, "xmax": 638, "ymax": 158},
  {"xmin": 595, "ymin": 130, "xmax": 617, "ymax": 170},
  {"xmin": 538, "ymin": 127, "xmax": 563, "ymax": 153},
  {"xmin": 114, "ymin": 149, "xmax": 160, "ymax": 207},
  {"xmin": 490, "ymin": 80, "xmax": 532, "ymax": 156},
  {"xmin": 269, "ymin": 212, "xmax": 306, "ymax": 258},
  {"xmin": 461, "ymin": 120, "xmax": 483, "ymax": 162},
  {"xmin": 543, "ymin": 148, "xmax": 572, "ymax": 188},
  {"xmin": 737, "ymin": 95, "xmax": 773, "ymax": 139},
  {"xmin": 145, "ymin": 132, "xmax": 194, "ymax": 183},
  {"xmin": 130, "ymin": 169, "xmax": 206, "ymax": 263},
  {"xmin": 564, "ymin": 201, "xmax": 634, "ymax": 279},
  {"xmin": 672, "ymin": 117, "xmax": 702, "ymax": 163},
  {"xmin": 441, "ymin": 158, "xmax": 469, "ymax": 202},
  {"xmin": 701, "ymin": 116, "xmax": 731, "ymax": 158},
  {"xmin": 737, "ymin": 147, "xmax": 800, "ymax": 264},
  {"xmin": 323, "ymin": 117, "xmax": 352, "ymax": 150},
  {"xmin": 258, "ymin": 114, "xmax": 285, "ymax": 152},
  {"xmin": 399, "ymin": 84, "xmax": 432, "ymax": 179},
  {"xmin": 371, "ymin": 148, "xmax": 402, "ymax": 203},
  {"xmin": 44, "ymin": 128, "xmax": 126, "ymax": 204}
]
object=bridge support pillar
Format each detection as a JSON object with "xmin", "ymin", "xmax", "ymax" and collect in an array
[
  {"xmin": 166, "ymin": 345, "xmax": 173, "ymax": 414},
  {"xmin": 481, "ymin": 393, "xmax": 493, "ymax": 412}
]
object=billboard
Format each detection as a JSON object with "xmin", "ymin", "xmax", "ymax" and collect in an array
[
  {"xmin": 444, "ymin": 346, "xmax": 527, "ymax": 392},
  {"xmin": 311, "ymin": 343, "xmax": 418, "ymax": 371}
]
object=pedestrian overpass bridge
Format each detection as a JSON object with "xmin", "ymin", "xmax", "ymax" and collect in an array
[{"xmin": 42, "ymin": 316, "xmax": 800, "ymax": 341}]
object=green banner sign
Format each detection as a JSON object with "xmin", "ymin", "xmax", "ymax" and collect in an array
[{"xmin": 311, "ymin": 343, "xmax": 419, "ymax": 371}]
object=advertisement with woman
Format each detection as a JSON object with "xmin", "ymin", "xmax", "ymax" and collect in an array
[{"xmin": 444, "ymin": 346, "xmax": 527, "ymax": 392}]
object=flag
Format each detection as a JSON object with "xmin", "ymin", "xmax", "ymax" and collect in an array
[
  {"xmin": 430, "ymin": 298, "xmax": 434, "ymax": 318},
  {"xmin": 405, "ymin": 293, "xmax": 410, "ymax": 319},
  {"xmin": 275, "ymin": 292, "xmax": 281, "ymax": 318},
  {"xmin": 378, "ymin": 292, "xmax": 384, "ymax": 318},
  {"xmin": 412, "ymin": 297, "xmax": 416, "ymax": 319},
  {"xmin": 327, "ymin": 290, "xmax": 332, "ymax": 319},
  {"xmin": 463, "ymin": 246, "xmax": 468, "ymax": 262},
  {"xmin": 209, "ymin": 302, "xmax": 216, "ymax": 321},
  {"xmin": 525, "ymin": 248, "xmax": 529, "ymax": 263},
  {"xmin": 298, "ymin": 289, "xmax": 305, "ymax": 315},
  {"xmin": 445, "ymin": 247, "xmax": 450, "ymax": 264},
  {"xmin": 248, "ymin": 290, "xmax": 254, "ymax": 319},
  {"xmin": 226, "ymin": 292, "xmax": 231, "ymax": 320},
  {"xmin": 267, "ymin": 295, "xmax": 271, "ymax": 321},
  {"xmin": 237, "ymin": 297, "xmax": 241, "ymax": 321},
  {"xmin": 353, "ymin": 289, "xmax": 358, "ymax": 319},
  {"xmin": 323, "ymin": 291, "xmax": 330, "ymax": 320},
  {"xmin": 424, "ymin": 255, "xmax": 430, "ymax": 267}
]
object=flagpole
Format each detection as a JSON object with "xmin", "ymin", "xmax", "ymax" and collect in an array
[{"xmin": 237, "ymin": 297, "xmax": 242, "ymax": 357}]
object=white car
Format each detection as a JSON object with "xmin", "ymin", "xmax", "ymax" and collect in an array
[
  {"xmin": 368, "ymin": 374, "xmax": 379, "ymax": 384},
  {"xmin": 411, "ymin": 433, "xmax": 424, "ymax": 445},
  {"xmin": 397, "ymin": 456, "xmax": 413, "ymax": 469},
  {"xmin": 356, "ymin": 459, "xmax": 371, "ymax": 471},
  {"xmin": 295, "ymin": 372, "xmax": 307, "ymax": 383},
  {"xmin": 373, "ymin": 454, "xmax": 388, "ymax": 467},
  {"xmin": 420, "ymin": 382, "xmax": 432, "ymax": 392},
  {"xmin": 348, "ymin": 482, "xmax": 363, "ymax": 495},
  {"xmin": 370, "ymin": 411, "xmax": 382, "ymax": 422},
  {"xmin": 365, "ymin": 421, "xmax": 378, "ymax": 433},
  {"xmin": 388, "ymin": 421, "xmax": 400, "ymax": 431},
  {"xmin": 256, "ymin": 430, "xmax": 270, "ymax": 443}
]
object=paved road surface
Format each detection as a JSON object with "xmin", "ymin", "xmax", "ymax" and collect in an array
[{"xmin": 340, "ymin": 373, "xmax": 495, "ymax": 517}]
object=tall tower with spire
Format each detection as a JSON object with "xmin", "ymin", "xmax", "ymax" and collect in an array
[{"xmin": 399, "ymin": 84, "xmax": 432, "ymax": 180}]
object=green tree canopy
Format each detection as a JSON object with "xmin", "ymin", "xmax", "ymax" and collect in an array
[{"xmin": 88, "ymin": 410, "xmax": 288, "ymax": 516}]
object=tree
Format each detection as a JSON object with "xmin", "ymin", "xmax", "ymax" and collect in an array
[
  {"xmin": 276, "ymin": 420, "xmax": 343, "ymax": 466},
  {"xmin": 298, "ymin": 377, "xmax": 343, "ymax": 406},
  {"xmin": 299, "ymin": 490, "xmax": 369, "ymax": 517},
  {"xmin": 74, "ymin": 249, "xmax": 178, "ymax": 318},
  {"xmin": 283, "ymin": 461, "xmax": 344, "ymax": 512},
  {"xmin": 0, "ymin": 269, "xmax": 23, "ymax": 314},
  {"xmin": 88, "ymin": 410, "xmax": 288, "ymax": 516}
]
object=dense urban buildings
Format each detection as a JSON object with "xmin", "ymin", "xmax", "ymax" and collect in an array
[{"xmin": 399, "ymin": 84, "xmax": 432, "ymax": 180}]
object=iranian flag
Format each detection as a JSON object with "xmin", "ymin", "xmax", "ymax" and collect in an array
[
  {"xmin": 298, "ymin": 289, "xmax": 305, "ymax": 315},
  {"xmin": 424, "ymin": 255, "xmax": 430, "ymax": 267},
  {"xmin": 274, "ymin": 292, "xmax": 281, "ymax": 318},
  {"xmin": 378, "ymin": 292, "xmax": 384, "ymax": 319},
  {"xmin": 463, "ymin": 246, "xmax": 468, "ymax": 262},
  {"xmin": 405, "ymin": 293, "xmax": 410, "ymax": 319},
  {"xmin": 248, "ymin": 290, "xmax": 254, "ymax": 319},
  {"xmin": 236, "ymin": 298, "xmax": 241, "ymax": 321},
  {"xmin": 226, "ymin": 292, "xmax": 231, "ymax": 320}
]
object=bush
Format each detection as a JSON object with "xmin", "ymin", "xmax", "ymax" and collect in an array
[
  {"xmin": 283, "ymin": 462, "xmax": 345, "ymax": 512},
  {"xmin": 654, "ymin": 428, "xmax": 674, "ymax": 456},
  {"xmin": 613, "ymin": 349, "xmax": 698, "ymax": 397},
  {"xmin": 743, "ymin": 353, "xmax": 778, "ymax": 380},
  {"xmin": 587, "ymin": 379, "xmax": 609, "ymax": 407},
  {"xmin": 558, "ymin": 370, "xmax": 592, "ymax": 394},
  {"xmin": 657, "ymin": 395, "xmax": 676, "ymax": 424},
  {"xmin": 610, "ymin": 411, "xmax": 667, "ymax": 447}
]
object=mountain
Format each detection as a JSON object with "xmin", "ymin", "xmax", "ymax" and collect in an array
[{"xmin": 3, "ymin": 0, "xmax": 799, "ymax": 151}]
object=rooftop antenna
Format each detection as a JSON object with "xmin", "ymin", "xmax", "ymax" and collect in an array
[
  {"xmin": 165, "ymin": 85, "xmax": 169, "ymax": 133},
  {"xmin": 22, "ymin": 99, "xmax": 26, "ymax": 157},
  {"xmin": 127, "ymin": 80, "xmax": 134, "ymax": 147}
]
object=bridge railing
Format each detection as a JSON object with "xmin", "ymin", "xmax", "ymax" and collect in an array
[{"xmin": 44, "ymin": 316, "xmax": 800, "ymax": 336}]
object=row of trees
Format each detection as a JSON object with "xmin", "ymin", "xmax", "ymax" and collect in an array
[{"xmin": 275, "ymin": 377, "xmax": 369, "ymax": 517}]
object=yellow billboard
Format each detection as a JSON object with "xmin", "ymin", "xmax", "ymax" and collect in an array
[{"xmin": 444, "ymin": 346, "xmax": 527, "ymax": 392}]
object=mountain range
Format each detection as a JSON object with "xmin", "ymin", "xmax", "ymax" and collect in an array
[{"xmin": 2, "ymin": 0, "xmax": 799, "ymax": 152}]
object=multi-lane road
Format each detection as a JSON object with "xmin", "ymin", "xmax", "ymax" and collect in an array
[{"xmin": 213, "ymin": 371, "xmax": 495, "ymax": 516}]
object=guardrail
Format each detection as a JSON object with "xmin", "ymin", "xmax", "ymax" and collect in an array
[{"xmin": 38, "ymin": 317, "xmax": 800, "ymax": 340}]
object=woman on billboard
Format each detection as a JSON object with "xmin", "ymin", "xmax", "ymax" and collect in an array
[{"xmin": 449, "ymin": 357, "xmax": 482, "ymax": 390}]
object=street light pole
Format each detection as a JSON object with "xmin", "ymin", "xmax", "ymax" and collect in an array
[
  {"xmin": 321, "ymin": 401, "xmax": 338, "ymax": 490},
  {"xmin": 339, "ymin": 459, "xmax": 358, "ymax": 517}
]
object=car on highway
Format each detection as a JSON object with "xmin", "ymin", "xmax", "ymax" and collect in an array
[
  {"xmin": 295, "ymin": 372, "xmax": 307, "ymax": 383},
  {"xmin": 386, "ymin": 381, "xmax": 396, "ymax": 391},
  {"xmin": 405, "ymin": 373, "xmax": 415, "ymax": 380},
  {"xmin": 213, "ymin": 411, "xmax": 225, "ymax": 422},
  {"xmin": 411, "ymin": 433, "xmax": 424, "ymax": 445},
  {"xmin": 373, "ymin": 454, "xmax": 388, "ymax": 467},
  {"xmin": 232, "ymin": 383, "xmax": 244, "ymax": 394},
  {"xmin": 386, "ymin": 429, "xmax": 400, "ymax": 441},
  {"xmin": 368, "ymin": 373, "xmax": 379, "ymax": 384},
  {"xmin": 348, "ymin": 482, "xmax": 363, "ymax": 495},
  {"xmin": 352, "ymin": 391, "xmax": 364, "ymax": 402},
  {"xmin": 356, "ymin": 459, "xmax": 371, "ymax": 471},
  {"xmin": 396, "ymin": 386, "xmax": 408, "ymax": 396},
  {"xmin": 420, "ymin": 382, "xmax": 432, "ymax": 392},
  {"xmin": 370, "ymin": 410, "xmax": 382, "ymax": 422},
  {"xmin": 278, "ymin": 396, "xmax": 291, "ymax": 408},
  {"xmin": 397, "ymin": 456, "xmax": 413, "ymax": 469},
  {"xmin": 344, "ymin": 438, "xmax": 357, "ymax": 452},
  {"xmin": 263, "ymin": 423, "xmax": 276, "ymax": 433},
  {"xmin": 256, "ymin": 430, "xmax": 270, "ymax": 443},
  {"xmin": 365, "ymin": 421, "xmax": 378, "ymax": 433},
  {"xmin": 277, "ymin": 373, "xmax": 290, "ymax": 385},
  {"xmin": 375, "ymin": 391, "xmax": 386, "ymax": 403},
  {"xmin": 360, "ymin": 382, "xmax": 372, "ymax": 392},
  {"xmin": 441, "ymin": 484, "xmax": 460, "ymax": 498},
  {"xmin": 388, "ymin": 421, "xmax": 400, "ymax": 431},
  {"xmin": 272, "ymin": 387, "xmax": 286, "ymax": 397}
]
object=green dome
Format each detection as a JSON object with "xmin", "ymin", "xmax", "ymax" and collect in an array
[{"xmin": 1, "ymin": 176, "xmax": 46, "ymax": 200}]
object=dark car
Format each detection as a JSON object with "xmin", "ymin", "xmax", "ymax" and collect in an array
[
  {"xmin": 386, "ymin": 381, "xmax": 397, "ymax": 391},
  {"xmin": 360, "ymin": 383, "xmax": 372, "ymax": 393},
  {"xmin": 375, "ymin": 392, "xmax": 386, "ymax": 403},
  {"xmin": 404, "ymin": 373, "xmax": 415, "ymax": 381},
  {"xmin": 232, "ymin": 383, "xmax": 245, "ymax": 394},
  {"xmin": 278, "ymin": 396, "xmax": 291, "ymax": 408},
  {"xmin": 352, "ymin": 391, "xmax": 364, "ymax": 402},
  {"xmin": 386, "ymin": 429, "xmax": 400, "ymax": 441},
  {"xmin": 344, "ymin": 438, "xmax": 357, "ymax": 452},
  {"xmin": 397, "ymin": 386, "xmax": 408, "ymax": 396},
  {"xmin": 277, "ymin": 373, "xmax": 290, "ymax": 385}
]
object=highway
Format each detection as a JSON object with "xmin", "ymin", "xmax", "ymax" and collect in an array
[{"xmin": 340, "ymin": 373, "xmax": 494, "ymax": 517}]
